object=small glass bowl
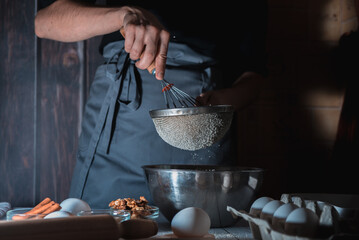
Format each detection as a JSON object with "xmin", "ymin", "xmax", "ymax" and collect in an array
[
  {"xmin": 111, "ymin": 205, "xmax": 159, "ymax": 220},
  {"xmin": 6, "ymin": 208, "xmax": 45, "ymax": 221},
  {"xmin": 77, "ymin": 209, "xmax": 131, "ymax": 223}
]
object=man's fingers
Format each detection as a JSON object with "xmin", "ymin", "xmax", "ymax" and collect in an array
[
  {"xmin": 154, "ymin": 31, "xmax": 170, "ymax": 80},
  {"xmin": 122, "ymin": 14, "xmax": 138, "ymax": 53},
  {"xmin": 154, "ymin": 53, "xmax": 167, "ymax": 80},
  {"xmin": 129, "ymin": 25, "xmax": 146, "ymax": 60},
  {"xmin": 135, "ymin": 45, "xmax": 156, "ymax": 70},
  {"xmin": 135, "ymin": 26, "xmax": 159, "ymax": 70},
  {"xmin": 196, "ymin": 91, "xmax": 213, "ymax": 106}
]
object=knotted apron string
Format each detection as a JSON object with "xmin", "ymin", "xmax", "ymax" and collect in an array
[{"xmin": 75, "ymin": 47, "xmax": 141, "ymax": 198}]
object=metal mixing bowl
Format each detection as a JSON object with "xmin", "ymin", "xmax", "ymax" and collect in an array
[{"xmin": 142, "ymin": 164, "xmax": 264, "ymax": 227}]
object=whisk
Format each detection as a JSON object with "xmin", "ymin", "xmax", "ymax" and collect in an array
[
  {"xmin": 159, "ymin": 74, "xmax": 197, "ymax": 108},
  {"xmin": 136, "ymin": 59, "xmax": 198, "ymax": 108}
]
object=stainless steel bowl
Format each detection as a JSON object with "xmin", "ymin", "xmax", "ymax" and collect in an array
[{"xmin": 142, "ymin": 164, "xmax": 264, "ymax": 227}]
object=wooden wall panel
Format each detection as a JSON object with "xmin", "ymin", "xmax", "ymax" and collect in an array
[
  {"xmin": 0, "ymin": 0, "xmax": 101, "ymax": 207},
  {"xmin": 35, "ymin": 40, "xmax": 83, "ymax": 203},
  {"xmin": 0, "ymin": 0, "xmax": 36, "ymax": 206}
]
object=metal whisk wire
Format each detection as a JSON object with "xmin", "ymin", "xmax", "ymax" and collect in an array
[{"xmin": 160, "ymin": 79, "xmax": 197, "ymax": 108}]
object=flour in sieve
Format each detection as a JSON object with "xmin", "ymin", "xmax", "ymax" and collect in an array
[{"xmin": 152, "ymin": 112, "xmax": 233, "ymax": 151}]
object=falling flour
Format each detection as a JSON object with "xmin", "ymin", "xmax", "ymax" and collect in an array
[{"xmin": 152, "ymin": 112, "xmax": 233, "ymax": 151}]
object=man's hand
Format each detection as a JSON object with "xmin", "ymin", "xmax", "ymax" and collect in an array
[
  {"xmin": 121, "ymin": 7, "xmax": 170, "ymax": 80},
  {"xmin": 196, "ymin": 72, "xmax": 265, "ymax": 111}
]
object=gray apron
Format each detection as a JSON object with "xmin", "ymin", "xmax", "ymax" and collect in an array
[{"xmin": 69, "ymin": 40, "xmax": 235, "ymax": 208}]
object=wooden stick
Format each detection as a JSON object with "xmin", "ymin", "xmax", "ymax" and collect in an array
[
  {"xmin": 27, "ymin": 201, "xmax": 55, "ymax": 215},
  {"xmin": 25, "ymin": 198, "xmax": 52, "ymax": 215},
  {"xmin": 39, "ymin": 203, "xmax": 61, "ymax": 217},
  {"xmin": 1, "ymin": 215, "xmax": 121, "ymax": 240}
]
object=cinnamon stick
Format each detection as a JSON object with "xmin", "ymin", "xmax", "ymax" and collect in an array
[
  {"xmin": 31, "ymin": 198, "xmax": 51, "ymax": 211},
  {"xmin": 27, "ymin": 201, "xmax": 55, "ymax": 215},
  {"xmin": 12, "ymin": 198, "xmax": 61, "ymax": 220},
  {"xmin": 25, "ymin": 198, "xmax": 52, "ymax": 215},
  {"xmin": 37, "ymin": 203, "xmax": 61, "ymax": 218}
]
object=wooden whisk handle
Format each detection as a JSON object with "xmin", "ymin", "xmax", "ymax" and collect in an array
[{"xmin": 119, "ymin": 27, "xmax": 156, "ymax": 75}]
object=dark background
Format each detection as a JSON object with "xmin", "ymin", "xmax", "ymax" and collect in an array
[{"xmin": 1, "ymin": 0, "xmax": 358, "ymax": 207}]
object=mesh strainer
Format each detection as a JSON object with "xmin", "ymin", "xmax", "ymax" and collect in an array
[{"xmin": 149, "ymin": 105, "xmax": 234, "ymax": 151}]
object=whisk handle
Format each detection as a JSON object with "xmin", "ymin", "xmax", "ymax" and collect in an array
[{"xmin": 119, "ymin": 27, "xmax": 156, "ymax": 75}]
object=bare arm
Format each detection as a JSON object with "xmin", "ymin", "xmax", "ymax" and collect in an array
[
  {"xmin": 35, "ymin": 0, "xmax": 126, "ymax": 42},
  {"xmin": 35, "ymin": 0, "xmax": 170, "ymax": 80}
]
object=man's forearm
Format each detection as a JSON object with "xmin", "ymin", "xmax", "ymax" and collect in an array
[{"xmin": 35, "ymin": 0, "xmax": 127, "ymax": 42}]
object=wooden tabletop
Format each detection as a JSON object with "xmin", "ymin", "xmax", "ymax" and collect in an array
[{"xmin": 153, "ymin": 215, "xmax": 254, "ymax": 240}]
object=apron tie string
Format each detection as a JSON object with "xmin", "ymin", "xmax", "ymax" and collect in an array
[{"xmin": 76, "ymin": 46, "xmax": 141, "ymax": 198}]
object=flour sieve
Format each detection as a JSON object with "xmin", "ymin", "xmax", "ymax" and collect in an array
[{"xmin": 149, "ymin": 105, "xmax": 234, "ymax": 151}]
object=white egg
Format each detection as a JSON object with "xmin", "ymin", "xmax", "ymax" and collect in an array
[
  {"xmin": 171, "ymin": 207, "xmax": 211, "ymax": 238},
  {"xmin": 60, "ymin": 198, "xmax": 91, "ymax": 215},
  {"xmin": 44, "ymin": 210, "xmax": 73, "ymax": 219},
  {"xmin": 272, "ymin": 203, "xmax": 298, "ymax": 231},
  {"xmin": 284, "ymin": 208, "xmax": 319, "ymax": 238},
  {"xmin": 249, "ymin": 196, "xmax": 273, "ymax": 217},
  {"xmin": 260, "ymin": 200, "xmax": 284, "ymax": 224}
]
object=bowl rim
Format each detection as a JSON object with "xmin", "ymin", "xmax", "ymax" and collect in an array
[
  {"xmin": 6, "ymin": 208, "xmax": 45, "ymax": 220},
  {"xmin": 77, "ymin": 209, "xmax": 131, "ymax": 215},
  {"xmin": 109, "ymin": 205, "xmax": 160, "ymax": 219},
  {"xmin": 142, "ymin": 164, "xmax": 265, "ymax": 173}
]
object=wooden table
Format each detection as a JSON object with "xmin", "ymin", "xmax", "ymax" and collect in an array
[{"xmin": 153, "ymin": 214, "xmax": 254, "ymax": 240}]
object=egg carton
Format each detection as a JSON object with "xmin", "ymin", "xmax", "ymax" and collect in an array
[{"xmin": 227, "ymin": 193, "xmax": 358, "ymax": 240}]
